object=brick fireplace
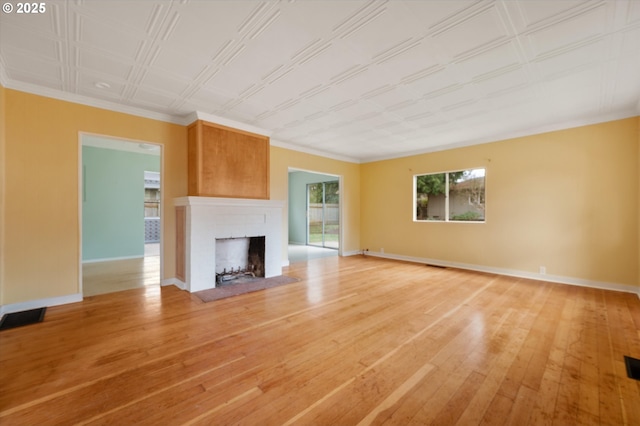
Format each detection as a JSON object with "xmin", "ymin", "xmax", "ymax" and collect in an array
[{"xmin": 174, "ymin": 197, "xmax": 283, "ymax": 292}]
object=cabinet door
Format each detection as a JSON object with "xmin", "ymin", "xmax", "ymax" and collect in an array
[{"xmin": 188, "ymin": 120, "xmax": 270, "ymax": 199}]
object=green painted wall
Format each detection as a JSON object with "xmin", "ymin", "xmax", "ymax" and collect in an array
[
  {"xmin": 82, "ymin": 146, "xmax": 160, "ymax": 261},
  {"xmin": 288, "ymin": 171, "xmax": 338, "ymax": 245}
]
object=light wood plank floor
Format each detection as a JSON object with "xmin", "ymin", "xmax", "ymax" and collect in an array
[
  {"xmin": 82, "ymin": 244, "xmax": 161, "ymax": 297},
  {"xmin": 1, "ymin": 255, "xmax": 639, "ymax": 425}
]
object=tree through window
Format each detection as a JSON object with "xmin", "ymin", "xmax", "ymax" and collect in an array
[{"xmin": 415, "ymin": 168, "xmax": 485, "ymax": 222}]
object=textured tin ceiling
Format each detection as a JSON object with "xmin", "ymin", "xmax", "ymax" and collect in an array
[{"xmin": 1, "ymin": 0, "xmax": 639, "ymax": 162}]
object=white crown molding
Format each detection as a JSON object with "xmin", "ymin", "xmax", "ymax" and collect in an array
[
  {"xmin": 184, "ymin": 111, "xmax": 273, "ymax": 137},
  {"xmin": 361, "ymin": 109, "xmax": 640, "ymax": 163},
  {"xmin": 0, "ymin": 62, "xmax": 8, "ymax": 88},
  {"xmin": 1, "ymin": 78, "xmax": 359, "ymax": 163},
  {"xmin": 4, "ymin": 79, "xmax": 185, "ymax": 125},
  {"xmin": 270, "ymin": 138, "xmax": 361, "ymax": 164},
  {"xmin": 3, "ymin": 78, "xmax": 637, "ymax": 165},
  {"xmin": 365, "ymin": 250, "xmax": 640, "ymax": 296}
]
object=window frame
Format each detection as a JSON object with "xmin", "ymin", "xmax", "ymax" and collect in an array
[{"xmin": 413, "ymin": 167, "xmax": 486, "ymax": 223}]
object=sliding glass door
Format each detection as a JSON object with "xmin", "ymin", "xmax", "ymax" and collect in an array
[{"xmin": 307, "ymin": 181, "xmax": 339, "ymax": 249}]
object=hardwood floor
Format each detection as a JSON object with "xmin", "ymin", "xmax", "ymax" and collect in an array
[
  {"xmin": 82, "ymin": 245, "xmax": 160, "ymax": 296},
  {"xmin": 1, "ymin": 255, "xmax": 639, "ymax": 425}
]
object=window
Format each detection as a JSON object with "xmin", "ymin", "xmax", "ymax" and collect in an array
[{"xmin": 414, "ymin": 168, "xmax": 485, "ymax": 222}]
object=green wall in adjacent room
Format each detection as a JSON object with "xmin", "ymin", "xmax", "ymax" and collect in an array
[
  {"xmin": 288, "ymin": 171, "xmax": 338, "ymax": 245},
  {"xmin": 82, "ymin": 145, "xmax": 160, "ymax": 261}
]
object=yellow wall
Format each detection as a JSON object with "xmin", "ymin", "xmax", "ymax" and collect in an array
[
  {"xmin": 0, "ymin": 85, "xmax": 6, "ymax": 307},
  {"xmin": 1, "ymin": 89, "xmax": 361, "ymax": 306},
  {"xmin": 270, "ymin": 145, "xmax": 361, "ymax": 259},
  {"xmin": 361, "ymin": 117, "xmax": 639, "ymax": 287},
  {"xmin": 1, "ymin": 87, "xmax": 638, "ymax": 308},
  {"xmin": 2, "ymin": 90, "xmax": 188, "ymax": 305}
]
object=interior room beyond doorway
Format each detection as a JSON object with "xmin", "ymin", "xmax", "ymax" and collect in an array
[
  {"xmin": 288, "ymin": 169, "xmax": 341, "ymax": 254},
  {"xmin": 80, "ymin": 134, "xmax": 161, "ymax": 296}
]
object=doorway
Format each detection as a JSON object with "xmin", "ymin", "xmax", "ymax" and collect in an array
[
  {"xmin": 307, "ymin": 180, "xmax": 339, "ymax": 249},
  {"xmin": 80, "ymin": 134, "xmax": 162, "ymax": 296},
  {"xmin": 144, "ymin": 170, "xmax": 161, "ymax": 258},
  {"xmin": 287, "ymin": 170, "xmax": 340, "ymax": 263}
]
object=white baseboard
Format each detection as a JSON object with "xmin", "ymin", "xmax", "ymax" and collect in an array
[
  {"xmin": 161, "ymin": 277, "xmax": 186, "ymax": 291},
  {"xmin": 342, "ymin": 249, "xmax": 364, "ymax": 257},
  {"xmin": 364, "ymin": 251, "xmax": 640, "ymax": 297},
  {"xmin": 82, "ymin": 255, "xmax": 143, "ymax": 264},
  {"xmin": 4, "ymin": 253, "xmax": 636, "ymax": 316},
  {"xmin": 0, "ymin": 293, "xmax": 83, "ymax": 316}
]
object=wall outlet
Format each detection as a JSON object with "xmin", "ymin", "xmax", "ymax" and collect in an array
[
  {"xmin": 381, "ymin": 248, "xmax": 384, "ymax": 253},
  {"xmin": 539, "ymin": 266, "xmax": 546, "ymax": 274}
]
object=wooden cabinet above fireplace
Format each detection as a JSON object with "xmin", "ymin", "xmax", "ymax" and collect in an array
[{"xmin": 187, "ymin": 120, "xmax": 270, "ymax": 199}]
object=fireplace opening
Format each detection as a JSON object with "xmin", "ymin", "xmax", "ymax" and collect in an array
[{"xmin": 215, "ymin": 236, "xmax": 265, "ymax": 285}]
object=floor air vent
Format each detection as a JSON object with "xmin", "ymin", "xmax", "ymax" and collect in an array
[
  {"xmin": 624, "ymin": 356, "xmax": 640, "ymax": 380},
  {"xmin": 0, "ymin": 307, "xmax": 46, "ymax": 331}
]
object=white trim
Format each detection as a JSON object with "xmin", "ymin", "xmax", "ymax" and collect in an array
[
  {"xmin": 174, "ymin": 196, "xmax": 285, "ymax": 209},
  {"xmin": 83, "ymin": 136, "xmax": 161, "ymax": 156},
  {"xmin": 185, "ymin": 111, "xmax": 272, "ymax": 137},
  {"xmin": 4, "ymin": 80, "xmax": 636, "ymax": 164},
  {"xmin": 82, "ymin": 255, "xmax": 144, "ymax": 264},
  {"xmin": 288, "ymin": 168, "xmax": 344, "ymax": 257},
  {"xmin": 0, "ymin": 293, "xmax": 83, "ymax": 316},
  {"xmin": 161, "ymin": 278, "xmax": 186, "ymax": 291},
  {"xmin": 282, "ymin": 259, "xmax": 291, "ymax": 267},
  {"xmin": 342, "ymin": 249, "xmax": 364, "ymax": 257},
  {"xmin": 413, "ymin": 167, "xmax": 487, "ymax": 223},
  {"xmin": 360, "ymin": 109, "xmax": 640, "ymax": 163},
  {"xmin": 78, "ymin": 134, "xmax": 84, "ymax": 295},
  {"xmin": 365, "ymin": 251, "xmax": 640, "ymax": 296},
  {"xmin": 287, "ymin": 167, "xmax": 341, "ymax": 178},
  {"xmin": 272, "ymin": 138, "xmax": 361, "ymax": 164},
  {"xmin": 5, "ymin": 80, "xmax": 183, "ymax": 124},
  {"xmin": 79, "ymin": 133, "xmax": 165, "ymax": 293}
]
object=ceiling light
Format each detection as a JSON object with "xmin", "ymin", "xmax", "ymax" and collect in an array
[{"xmin": 94, "ymin": 82, "xmax": 111, "ymax": 89}]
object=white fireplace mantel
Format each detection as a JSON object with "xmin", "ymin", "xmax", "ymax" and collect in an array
[{"xmin": 174, "ymin": 196, "xmax": 284, "ymax": 292}]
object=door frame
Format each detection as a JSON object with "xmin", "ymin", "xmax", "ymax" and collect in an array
[
  {"xmin": 306, "ymin": 180, "xmax": 339, "ymax": 249},
  {"xmin": 78, "ymin": 132, "xmax": 164, "ymax": 296},
  {"xmin": 287, "ymin": 168, "xmax": 343, "ymax": 256}
]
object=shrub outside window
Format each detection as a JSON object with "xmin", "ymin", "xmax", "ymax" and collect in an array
[{"xmin": 415, "ymin": 168, "xmax": 485, "ymax": 222}]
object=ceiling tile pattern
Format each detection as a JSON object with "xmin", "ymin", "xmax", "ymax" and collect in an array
[{"xmin": 1, "ymin": 0, "xmax": 639, "ymax": 162}]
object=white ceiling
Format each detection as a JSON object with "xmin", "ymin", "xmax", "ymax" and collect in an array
[{"xmin": 1, "ymin": 0, "xmax": 639, "ymax": 163}]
